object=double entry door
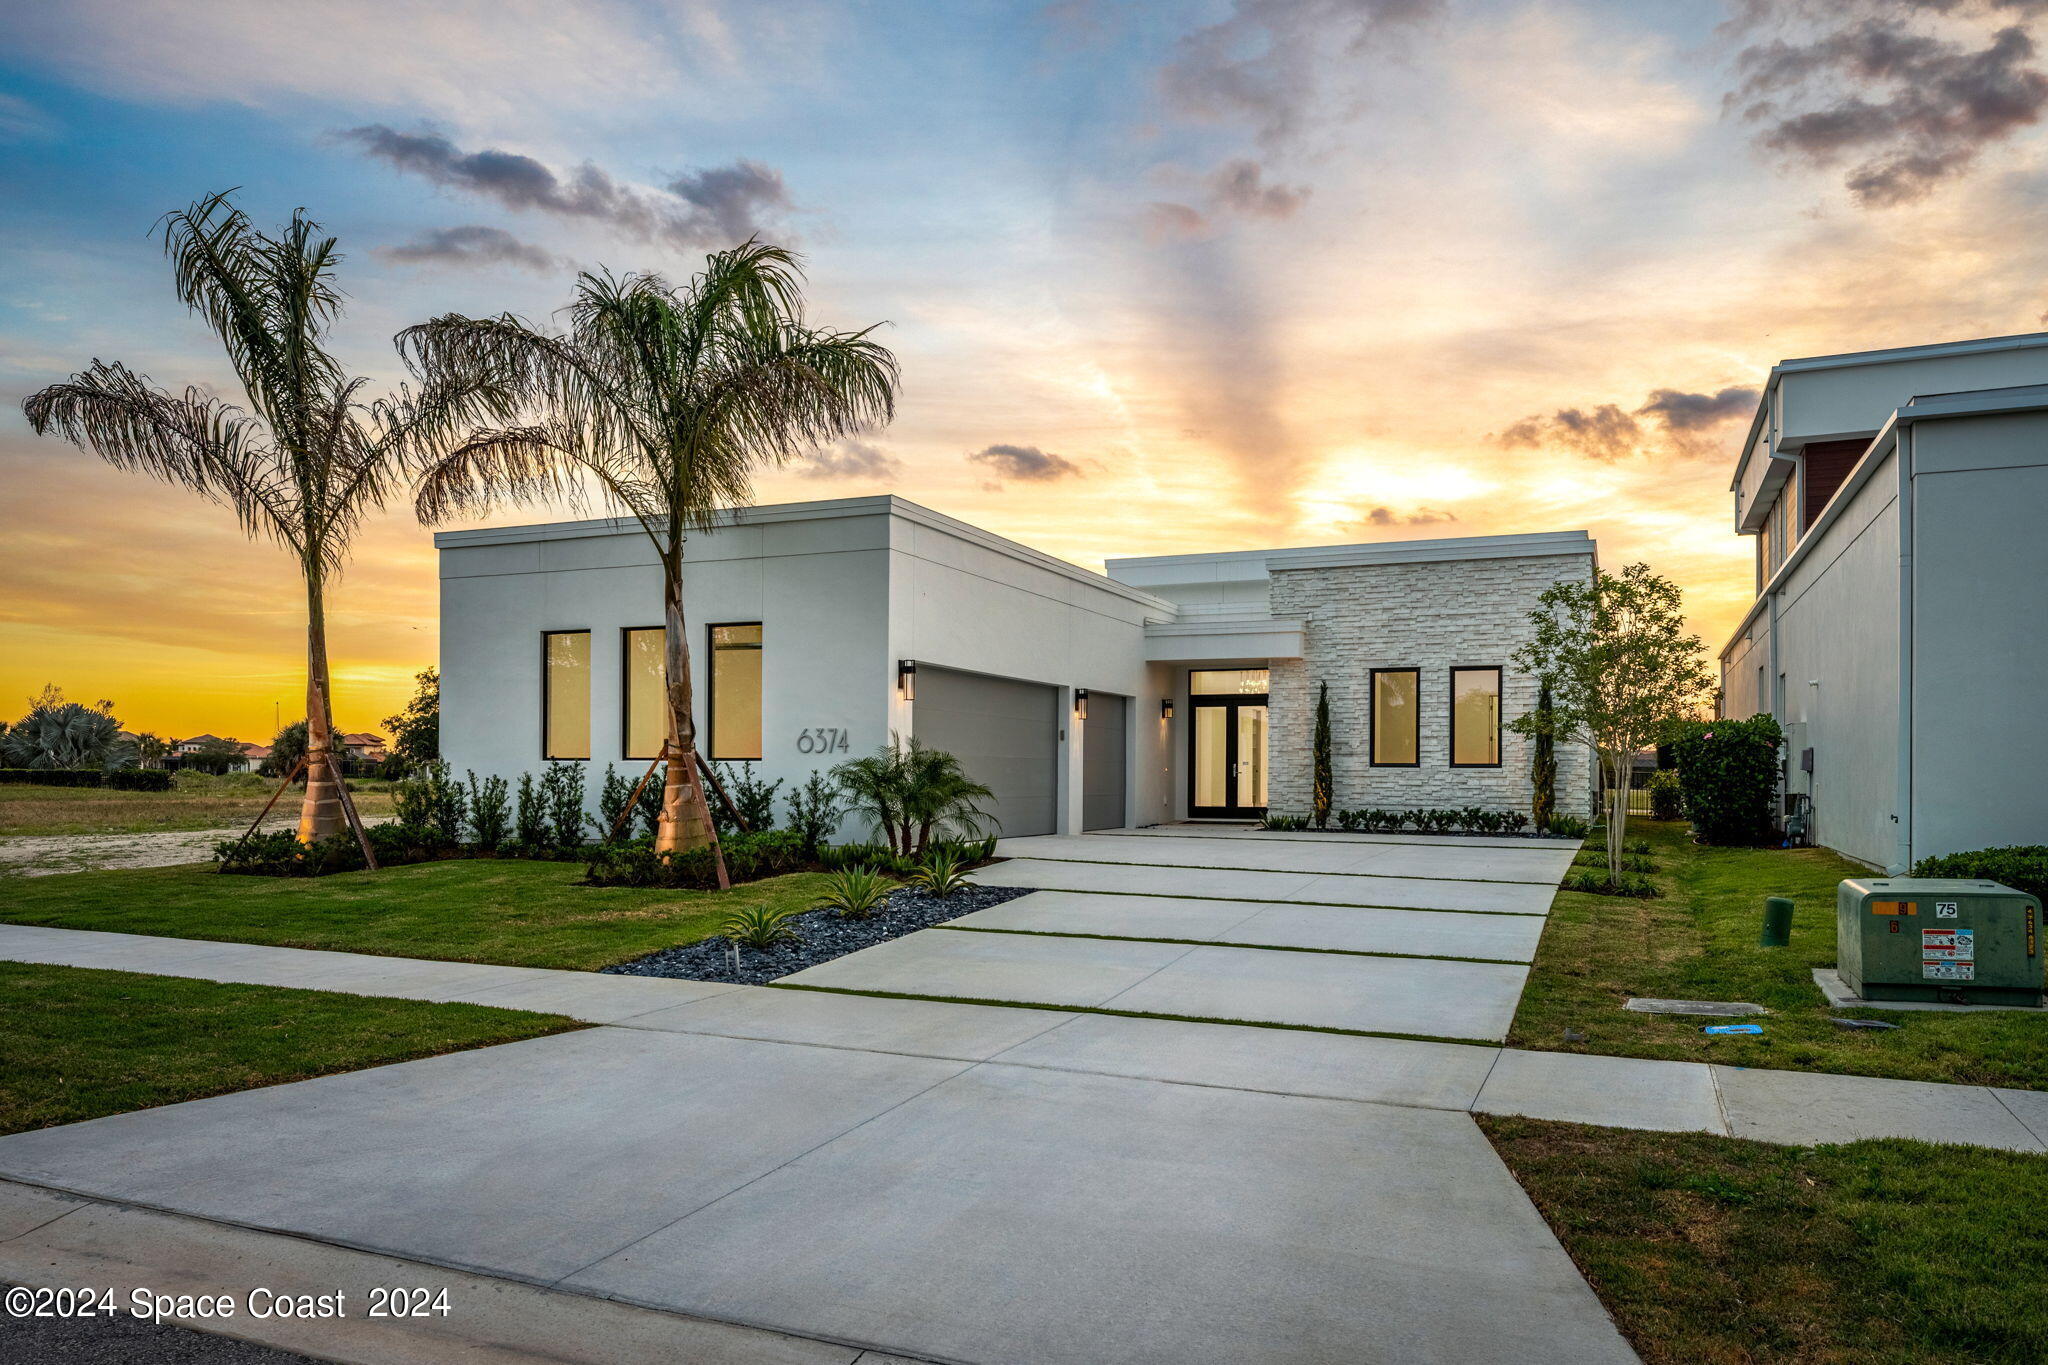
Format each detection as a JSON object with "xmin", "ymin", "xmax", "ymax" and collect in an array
[{"xmin": 1189, "ymin": 668, "xmax": 1268, "ymax": 819}]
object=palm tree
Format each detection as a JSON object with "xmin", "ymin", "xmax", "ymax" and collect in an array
[
  {"xmin": 400, "ymin": 245, "xmax": 898, "ymax": 871},
  {"xmin": 22, "ymin": 191, "xmax": 511, "ymax": 844}
]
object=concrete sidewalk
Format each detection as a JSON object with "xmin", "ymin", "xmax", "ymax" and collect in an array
[{"xmin": 4, "ymin": 923, "xmax": 2042, "ymax": 1152}]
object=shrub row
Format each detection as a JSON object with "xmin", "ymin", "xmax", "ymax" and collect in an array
[
  {"xmin": 1560, "ymin": 869, "xmax": 1661, "ymax": 898},
  {"xmin": 584, "ymin": 830, "xmax": 809, "ymax": 889},
  {"xmin": 1911, "ymin": 845, "xmax": 2048, "ymax": 903},
  {"xmin": 1332, "ymin": 807, "xmax": 1533, "ymax": 835},
  {"xmin": 0, "ymin": 768, "xmax": 172, "ymax": 790}
]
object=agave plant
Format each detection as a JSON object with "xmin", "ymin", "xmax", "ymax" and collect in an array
[
  {"xmin": 908, "ymin": 848, "xmax": 972, "ymax": 897},
  {"xmin": 721, "ymin": 902, "xmax": 801, "ymax": 950},
  {"xmin": 818, "ymin": 865, "xmax": 892, "ymax": 919}
]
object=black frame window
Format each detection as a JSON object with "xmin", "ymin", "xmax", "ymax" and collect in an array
[
  {"xmin": 1370, "ymin": 668, "xmax": 1420, "ymax": 767},
  {"xmin": 708, "ymin": 622, "xmax": 763, "ymax": 761},
  {"xmin": 1449, "ymin": 666, "xmax": 1503, "ymax": 768},
  {"xmin": 541, "ymin": 630, "xmax": 591, "ymax": 760},
  {"xmin": 621, "ymin": 626, "xmax": 665, "ymax": 760}
]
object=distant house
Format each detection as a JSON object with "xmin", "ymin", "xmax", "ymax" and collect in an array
[
  {"xmin": 240, "ymin": 743, "xmax": 272, "ymax": 770},
  {"xmin": 170, "ymin": 734, "xmax": 254, "ymax": 773},
  {"xmin": 172, "ymin": 733, "xmax": 224, "ymax": 756},
  {"xmin": 340, "ymin": 732, "xmax": 388, "ymax": 764}
]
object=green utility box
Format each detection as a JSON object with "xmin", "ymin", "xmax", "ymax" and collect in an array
[{"xmin": 1837, "ymin": 878, "xmax": 2043, "ymax": 1006}]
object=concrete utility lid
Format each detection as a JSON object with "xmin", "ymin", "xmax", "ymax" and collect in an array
[{"xmin": 1624, "ymin": 998, "xmax": 1769, "ymax": 1016}]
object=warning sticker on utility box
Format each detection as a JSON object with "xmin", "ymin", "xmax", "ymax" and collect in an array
[
  {"xmin": 1924, "ymin": 962, "xmax": 1975, "ymax": 981},
  {"xmin": 1922, "ymin": 927, "xmax": 1975, "ymax": 961}
]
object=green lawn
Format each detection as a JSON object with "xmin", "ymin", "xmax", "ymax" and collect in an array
[
  {"xmin": 1483, "ymin": 1115, "xmax": 2048, "ymax": 1365},
  {"xmin": 1511, "ymin": 822, "xmax": 2048, "ymax": 1089},
  {"xmin": 0, "ymin": 859, "xmax": 836, "ymax": 970},
  {"xmin": 0, "ymin": 773, "xmax": 397, "ymax": 837},
  {"xmin": 0, "ymin": 960, "xmax": 578, "ymax": 1135}
]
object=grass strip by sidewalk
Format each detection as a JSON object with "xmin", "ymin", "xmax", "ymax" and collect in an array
[
  {"xmin": 0, "ymin": 860, "xmax": 835, "ymax": 970},
  {"xmin": 1482, "ymin": 1114, "xmax": 2048, "ymax": 1365},
  {"xmin": 1510, "ymin": 821, "xmax": 2048, "ymax": 1090},
  {"xmin": 0, "ymin": 774, "xmax": 397, "ymax": 838},
  {"xmin": 0, "ymin": 961, "xmax": 579, "ymax": 1135}
]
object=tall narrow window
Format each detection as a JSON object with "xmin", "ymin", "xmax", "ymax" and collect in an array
[
  {"xmin": 1449, "ymin": 667, "xmax": 1502, "ymax": 767},
  {"xmin": 708, "ymin": 622, "xmax": 762, "ymax": 761},
  {"xmin": 622, "ymin": 627, "xmax": 666, "ymax": 760},
  {"xmin": 1370, "ymin": 668, "xmax": 1419, "ymax": 766},
  {"xmin": 542, "ymin": 630, "xmax": 591, "ymax": 760}
]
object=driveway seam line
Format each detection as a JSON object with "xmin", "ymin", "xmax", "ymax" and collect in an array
[
  {"xmin": 1013, "ymin": 852, "xmax": 1562, "ymax": 887},
  {"xmin": 1989, "ymin": 1088, "xmax": 2048, "ymax": 1150},
  {"xmin": 970, "ymin": 883, "xmax": 1551, "ymax": 918},
  {"xmin": 929, "ymin": 924, "xmax": 1527, "ymax": 966},
  {"xmin": 1088, "ymin": 941, "xmax": 1209, "ymax": 1012}
]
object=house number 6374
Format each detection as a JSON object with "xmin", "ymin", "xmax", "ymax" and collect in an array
[{"xmin": 796, "ymin": 727, "xmax": 851, "ymax": 754}]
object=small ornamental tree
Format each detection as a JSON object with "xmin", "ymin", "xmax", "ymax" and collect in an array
[
  {"xmin": 382, "ymin": 667, "xmax": 440, "ymax": 772},
  {"xmin": 1311, "ymin": 681, "xmax": 1333, "ymax": 830},
  {"xmin": 1508, "ymin": 563, "xmax": 1713, "ymax": 882}
]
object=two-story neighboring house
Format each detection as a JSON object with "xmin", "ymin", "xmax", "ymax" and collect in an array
[{"xmin": 1722, "ymin": 332, "xmax": 2048, "ymax": 871}]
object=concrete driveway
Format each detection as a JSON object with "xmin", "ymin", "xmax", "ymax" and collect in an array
[
  {"xmin": 0, "ymin": 825, "xmax": 1638, "ymax": 1364},
  {"xmin": 785, "ymin": 825, "xmax": 1569, "ymax": 1043}
]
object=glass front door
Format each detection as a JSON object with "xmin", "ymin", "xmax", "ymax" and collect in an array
[{"xmin": 1188, "ymin": 669, "xmax": 1269, "ymax": 819}]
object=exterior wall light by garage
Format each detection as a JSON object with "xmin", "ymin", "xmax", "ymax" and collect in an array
[
  {"xmin": 897, "ymin": 659, "xmax": 917, "ymax": 701},
  {"xmin": 1161, "ymin": 699, "xmax": 1175, "ymax": 719},
  {"xmin": 1074, "ymin": 688, "xmax": 1089, "ymax": 720}
]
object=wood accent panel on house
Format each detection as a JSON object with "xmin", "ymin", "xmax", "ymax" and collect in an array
[{"xmin": 1800, "ymin": 438, "xmax": 1869, "ymax": 530}]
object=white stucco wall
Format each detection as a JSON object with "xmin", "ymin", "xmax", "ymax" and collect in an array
[
  {"xmin": 437, "ymin": 497, "xmax": 1172, "ymax": 837},
  {"xmin": 1765, "ymin": 448, "xmax": 1902, "ymax": 869},
  {"xmin": 1907, "ymin": 411, "xmax": 2048, "ymax": 861}
]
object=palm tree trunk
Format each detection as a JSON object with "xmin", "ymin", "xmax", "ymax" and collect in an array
[
  {"xmin": 653, "ymin": 550, "xmax": 726, "ymax": 883},
  {"xmin": 296, "ymin": 568, "xmax": 345, "ymax": 845}
]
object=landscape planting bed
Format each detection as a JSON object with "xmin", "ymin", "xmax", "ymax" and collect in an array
[{"xmin": 602, "ymin": 884, "xmax": 1033, "ymax": 985}]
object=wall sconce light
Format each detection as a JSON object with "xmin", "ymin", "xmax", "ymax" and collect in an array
[
  {"xmin": 1161, "ymin": 699, "xmax": 1175, "ymax": 720},
  {"xmin": 1074, "ymin": 688, "xmax": 1089, "ymax": 720},
  {"xmin": 897, "ymin": 659, "xmax": 917, "ymax": 701}
]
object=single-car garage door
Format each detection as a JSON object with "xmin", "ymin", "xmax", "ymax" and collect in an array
[
  {"xmin": 914, "ymin": 667, "xmax": 1059, "ymax": 838},
  {"xmin": 1082, "ymin": 692, "xmax": 1127, "ymax": 831}
]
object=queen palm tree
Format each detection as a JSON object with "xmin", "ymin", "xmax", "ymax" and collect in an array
[
  {"xmin": 22, "ymin": 191, "xmax": 512, "ymax": 845},
  {"xmin": 400, "ymin": 246, "xmax": 897, "ymax": 872}
]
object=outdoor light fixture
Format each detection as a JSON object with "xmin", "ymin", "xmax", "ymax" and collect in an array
[
  {"xmin": 1161, "ymin": 699, "xmax": 1175, "ymax": 720},
  {"xmin": 897, "ymin": 659, "xmax": 917, "ymax": 701},
  {"xmin": 1074, "ymin": 688, "xmax": 1089, "ymax": 720}
]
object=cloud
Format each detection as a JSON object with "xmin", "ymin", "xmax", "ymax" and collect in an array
[
  {"xmin": 1159, "ymin": 0, "xmax": 1441, "ymax": 148},
  {"xmin": 1728, "ymin": 3, "xmax": 2048, "ymax": 206},
  {"xmin": 376, "ymin": 226, "xmax": 558, "ymax": 272},
  {"xmin": 1207, "ymin": 159, "xmax": 1311, "ymax": 219},
  {"xmin": 0, "ymin": 92, "xmax": 54, "ymax": 142},
  {"xmin": 340, "ymin": 126, "xmax": 791, "ymax": 248},
  {"xmin": 966, "ymin": 443, "xmax": 1084, "ymax": 486},
  {"xmin": 1638, "ymin": 386, "xmax": 1760, "ymax": 431},
  {"xmin": 795, "ymin": 439, "xmax": 901, "ymax": 480},
  {"xmin": 1495, "ymin": 386, "xmax": 1760, "ymax": 460},
  {"xmin": 1362, "ymin": 506, "xmax": 1457, "ymax": 526}
]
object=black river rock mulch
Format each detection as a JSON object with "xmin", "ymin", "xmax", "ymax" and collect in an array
[{"xmin": 599, "ymin": 883, "xmax": 1034, "ymax": 986}]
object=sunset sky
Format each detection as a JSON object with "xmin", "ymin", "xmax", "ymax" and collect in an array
[{"xmin": 6, "ymin": 0, "xmax": 2048, "ymax": 742}]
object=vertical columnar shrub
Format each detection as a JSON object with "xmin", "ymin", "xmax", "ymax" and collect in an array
[
  {"xmin": 598, "ymin": 763, "xmax": 634, "ymax": 840},
  {"xmin": 541, "ymin": 762, "xmax": 587, "ymax": 850},
  {"xmin": 785, "ymin": 770, "xmax": 843, "ymax": 855},
  {"xmin": 1312, "ymin": 681, "xmax": 1333, "ymax": 831},
  {"xmin": 514, "ymin": 773, "xmax": 547, "ymax": 849},
  {"xmin": 1530, "ymin": 681, "xmax": 1556, "ymax": 833},
  {"xmin": 467, "ymin": 770, "xmax": 510, "ymax": 852}
]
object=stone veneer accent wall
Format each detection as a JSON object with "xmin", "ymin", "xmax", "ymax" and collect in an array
[{"xmin": 1265, "ymin": 553, "xmax": 1596, "ymax": 817}]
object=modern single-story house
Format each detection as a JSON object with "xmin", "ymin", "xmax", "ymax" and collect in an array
[
  {"xmin": 1721, "ymin": 331, "xmax": 2048, "ymax": 871},
  {"xmin": 436, "ymin": 498, "xmax": 1597, "ymax": 838}
]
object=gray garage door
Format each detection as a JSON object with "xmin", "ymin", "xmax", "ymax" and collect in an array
[
  {"xmin": 1082, "ymin": 692, "xmax": 1127, "ymax": 831},
  {"xmin": 914, "ymin": 667, "xmax": 1059, "ymax": 839}
]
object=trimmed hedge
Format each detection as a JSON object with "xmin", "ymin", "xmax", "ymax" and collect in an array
[
  {"xmin": 0, "ymin": 769, "xmax": 105, "ymax": 787},
  {"xmin": 0, "ymin": 768, "xmax": 173, "ymax": 790},
  {"xmin": 584, "ymin": 829, "xmax": 807, "ymax": 889},
  {"xmin": 1668, "ymin": 715, "xmax": 1782, "ymax": 845},
  {"xmin": 1912, "ymin": 845, "xmax": 2048, "ymax": 904}
]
